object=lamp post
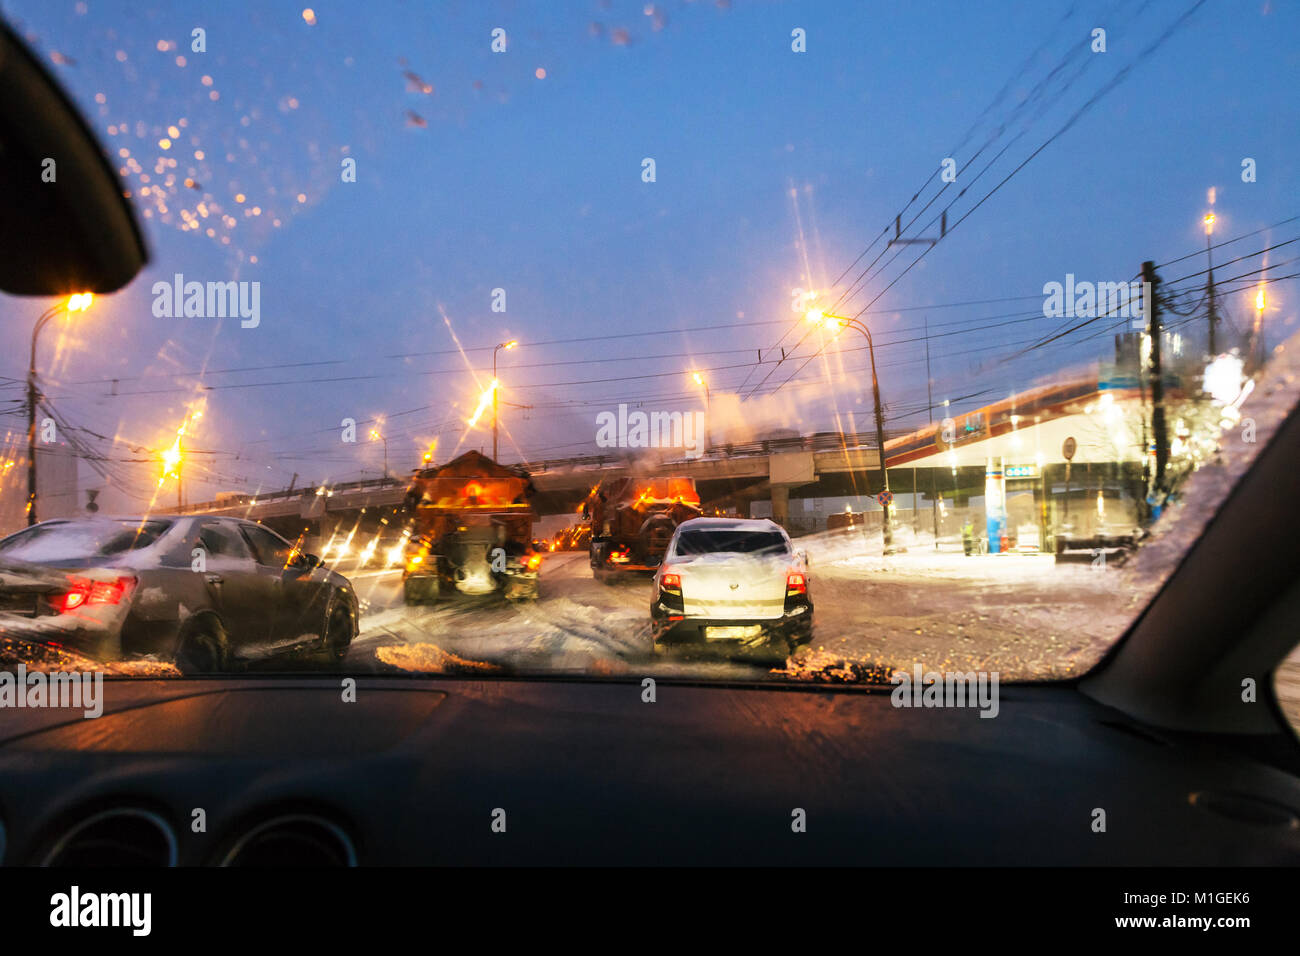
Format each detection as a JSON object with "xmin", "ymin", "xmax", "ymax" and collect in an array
[
  {"xmin": 159, "ymin": 410, "xmax": 199, "ymax": 513},
  {"xmin": 370, "ymin": 428, "xmax": 389, "ymax": 484},
  {"xmin": 1251, "ymin": 287, "xmax": 1266, "ymax": 371},
  {"xmin": 492, "ymin": 340, "xmax": 518, "ymax": 461},
  {"xmin": 690, "ymin": 371, "xmax": 713, "ymax": 450},
  {"xmin": 27, "ymin": 294, "xmax": 93, "ymax": 525},
  {"xmin": 1204, "ymin": 212, "xmax": 1219, "ymax": 355},
  {"xmin": 806, "ymin": 309, "xmax": 892, "ymax": 551}
]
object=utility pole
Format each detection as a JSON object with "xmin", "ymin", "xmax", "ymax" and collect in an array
[
  {"xmin": 1143, "ymin": 260, "xmax": 1168, "ymax": 496},
  {"xmin": 492, "ymin": 340, "xmax": 519, "ymax": 463},
  {"xmin": 804, "ymin": 310, "xmax": 891, "ymax": 551},
  {"xmin": 27, "ymin": 307, "xmax": 60, "ymax": 527},
  {"xmin": 925, "ymin": 317, "xmax": 939, "ymax": 549},
  {"xmin": 1132, "ymin": 330, "xmax": 1151, "ymax": 521},
  {"xmin": 27, "ymin": 295, "xmax": 94, "ymax": 524},
  {"xmin": 26, "ymin": 367, "xmax": 38, "ymax": 526},
  {"xmin": 691, "ymin": 372, "xmax": 713, "ymax": 450},
  {"xmin": 912, "ymin": 457, "xmax": 919, "ymax": 536},
  {"xmin": 1204, "ymin": 214, "xmax": 1219, "ymax": 355},
  {"xmin": 1250, "ymin": 289, "xmax": 1266, "ymax": 373},
  {"xmin": 867, "ymin": 332, "xmax": 893, "ymax": 552}
]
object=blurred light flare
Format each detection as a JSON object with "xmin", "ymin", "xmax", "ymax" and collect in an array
[{"xmin": 466, "ymin": 380, "xmax": 498, "ymax": 428}]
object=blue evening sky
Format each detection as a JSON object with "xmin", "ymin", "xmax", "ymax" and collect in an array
[{"xmin": 0, "ymin": 0, "xmax": 1296, "ymax": 508}]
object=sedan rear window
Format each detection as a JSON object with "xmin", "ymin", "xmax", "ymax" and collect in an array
[
  {"xmin": 674, "ymin": 530, "xmax": 789, "ymax": 556},
  {"xmin": 0, "ymin": 520, "xmax": 172, "ymax": 563}
]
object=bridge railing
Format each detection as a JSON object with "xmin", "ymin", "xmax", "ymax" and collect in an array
[
  {"xmin": 523, "ymin": 430, "xmax": 912, "ymax": 475},
  {"xmin": 183, "ymin": 429, "xmax": 919, "ymax": 512}
]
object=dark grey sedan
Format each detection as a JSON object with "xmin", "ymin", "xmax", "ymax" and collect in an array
[{"xmin": 0, "ymin": 516, "xmax": 357, "ymax": 673}]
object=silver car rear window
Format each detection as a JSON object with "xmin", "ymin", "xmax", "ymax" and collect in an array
[
  {"xmin": 675, "ymin": 530, "xmax": 789, "ymax": 556},
  {"xmin": 0, "ymin": 520, "xmax": 172, "ymax": 563}
]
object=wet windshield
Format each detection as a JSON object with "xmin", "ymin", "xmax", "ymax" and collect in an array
[{"xmin": 0, "ymin": 1, "xmax": 1296, "ymax": 723}]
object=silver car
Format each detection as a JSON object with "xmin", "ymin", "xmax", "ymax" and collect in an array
[
  {"xmin": 650, "ymin": 517, "xmax": 813, "ymax": 655},
  {"xmin": 0, "ymin": 516, "xmax": 357, "ymax": 672}
]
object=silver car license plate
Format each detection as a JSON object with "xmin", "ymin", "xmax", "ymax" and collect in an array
[{"xmin": 705, "ymin": 625, "xmax": 763, "ymax": 640}]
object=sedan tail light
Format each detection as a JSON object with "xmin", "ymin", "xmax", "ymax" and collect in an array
[
  {"xmin": 785, "ymin": 572, "xmax": 807, "ymax": 595},
  {"xmin": 659, "ymin": 571, "xmax": 682, "ymax": 591},
  {"xmin": 50, "ymin": 574, "xmax": 137, "ymax": 614}
]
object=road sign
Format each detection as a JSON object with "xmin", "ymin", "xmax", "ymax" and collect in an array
[
  {"xmin": 876, "ymin": 490, "xmax": 893, "ymax": 508},
  {"xmin": 1062, "ymin": 437, "xmax": 1077, "ymax": 461}
]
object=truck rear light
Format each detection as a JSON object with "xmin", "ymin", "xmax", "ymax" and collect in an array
[
  {"xmin": 50, "ymin": 574, "xmax": 136, "ymax": 613},
  {"xmin": 786, "ymin": 572, "xmax": 807, "ymax": 595}
]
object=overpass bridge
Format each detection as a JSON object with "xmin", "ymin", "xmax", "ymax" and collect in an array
[
  {"xmin": 176, "ymin": 376, "xmax": 1139, "ymax": 547},
  {"xmin": 174, "ymin": 429, "xmax": 900, "ymax": 538}
]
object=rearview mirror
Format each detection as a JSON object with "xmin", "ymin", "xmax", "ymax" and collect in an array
[{"xmin": 0, "ymin": 20, "xmax": 148, "ymax": 296}]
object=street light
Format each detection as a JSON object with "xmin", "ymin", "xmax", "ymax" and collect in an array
[
  {"xmin": 158, "ymin": 410, "xmax": 199, "ymax": 511},
  {"xmin": 27, "ymin": 294, "xmax": 94, "ymax": 525},
  {"xmin": 1252, "ymin": 286, "xmax": 1267, "ymax": 369},
  {"xmin": 1204, "ymin": 211, "xmax": 1219, "ymax": 355},
  {"xmin": 370, "ymin": 427, "xmax": 389, "ymax": 484},
  {"xmin": 806, "ymin": 308, "xmax": 893, "ymax": 551},
  {"xmin": 690, "ymin": 371, "xmax": 713, "ymax": 451},
  {"xmin": 493, "ymin": 340, "xmax": 518, "ymax": 461}
]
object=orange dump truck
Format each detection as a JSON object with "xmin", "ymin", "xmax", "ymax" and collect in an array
[
  {"xmin": 400, "ymin": 450, "xmax": 541, "ymax": 603},
  {"xmin": 583, "ymin": 476, "xmax": 702, "ymax": 581}
]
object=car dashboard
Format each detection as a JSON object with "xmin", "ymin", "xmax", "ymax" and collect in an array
[{"xmin": 1, "ymin": 675, "xmax": 1298, "ymax": 866}]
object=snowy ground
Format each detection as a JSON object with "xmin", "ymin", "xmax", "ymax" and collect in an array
[
  {"xmin": 337, "ymin": 529, "xmax": 1137, "ymax": 686},
  {"xmin": 337, "ymin": 497, "xmax": 1295, "ymax": 726},
  {"xmin": 793, "ymin": 528, "xmax": 1137, "ymax": 682},
  {"xmin": 1, "ymin": 518, "xmax": 1294, "ymax": 730}
]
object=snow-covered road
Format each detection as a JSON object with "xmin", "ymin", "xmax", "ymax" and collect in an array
[
  {"xmin": 3, "ymin": 531, "xmax": 1295, "ymax": 728},
  {"xmin": 342, "ymin": 530, "xmax": 1139, "ymax": 685}
]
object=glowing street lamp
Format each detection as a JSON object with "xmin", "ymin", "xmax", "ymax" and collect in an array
[
  {"xmin": 1252, "ymin": 286, "xmax": 1267, "ymax": 369},
  {"xmin": 492, "ymin": 340, "xmax": 518, "ymax": 461},
  {"xmin": 370, "ymin": 427, "xmax": 389, "ymax": 483},
  {"xmin": 805, "ymin": 307, "xmax": 893, "ymax": 550},
  {"xmin": 1204, "ymin": 211, "xmax": 1220, "ymax": 354},
  {"xmin": 159, "ymin": 410, "xmax": 201, "ymax": 510},
  {"xmin": 690, "ymin": 371, "xmax": 713, "ymax": 451},
  {"xmin": 27, "ymin": 294, "xmax": 95, "ymax": 525}
]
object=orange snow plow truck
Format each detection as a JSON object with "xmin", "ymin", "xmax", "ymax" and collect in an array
[
  {"xmin": 584, "ymin": 476, "xmax": 702, "ymax": 582},
  {"xmin": 400, "ymin": 450, "xmax": 542, "ymax": 603}
]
